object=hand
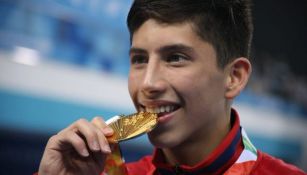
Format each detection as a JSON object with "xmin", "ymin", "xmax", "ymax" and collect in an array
[{"xmin": 38, "ymin": 117, "xmax": 114, "ymax": 175}]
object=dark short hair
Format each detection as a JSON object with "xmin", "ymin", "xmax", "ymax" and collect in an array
[{"xmin": 127, "ymin": 0, "xmax": 253, "ymax": 68}]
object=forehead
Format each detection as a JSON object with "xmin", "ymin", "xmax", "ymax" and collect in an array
[
  {"xmin": 130, "ymin": 19, "xmax": 218, "ymax": 68},
  {"xmin": 131, "ymin": 19, "xmax": 204, "ymax": 48}
]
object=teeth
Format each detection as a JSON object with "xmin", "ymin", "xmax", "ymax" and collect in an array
[
  {"xmin": 161, "ymin": 106, "xmax": 165, "ymax": 113},
  {"xmin": 165, "ymin": 106, "xmax": 170, "ymax": 112},
  {"xmin": 139, "ymin": 107, "xmax": 145, "ymax": 112},
  {"xmin": 142, "ymin": 105, "xmax": 176, "ymax": 114},
  {"xmin": 147, "ymin": 108, "xmax": 154, "ymax": 113},
  {"xmin": 154, "ymin": 108, "xmax": 159, "ymax": 113}
]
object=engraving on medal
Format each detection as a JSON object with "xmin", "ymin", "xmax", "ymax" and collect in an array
[{"xmin": 107, "ymin": 112, "xmax": 157, "ymax": 142}]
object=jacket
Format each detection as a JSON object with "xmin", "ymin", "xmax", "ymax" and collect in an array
[{"xmin": 122, "ymin": 109, "xmax": 306, "ymax": 175}]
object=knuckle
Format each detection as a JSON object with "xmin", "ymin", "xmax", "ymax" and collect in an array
[
  {"xmin": 57, "ymin": 128, "xmax": 68, "ymax": 136},
  {"xmin": 74, "ymin": 118, "xmax": 89, "ymax": 128},
  {"xmin": 95, "ymin": 127, "xmax": 104, "ymax": 136},
  {"xmin": 47, "ymin": 135, "xmax": 58, "ymax": 144},
  {"xmin": 77, "ymin": 118, "xmax": 88, "ymax": 124},
  {"xmin": 92, "ymin": 116, "xmax": 102, "ymax": 122},
  {"xmin": 86, "ymin": 130, "xmax": 97, "ymax": 139},
  {"xmin": 73, "ymin": 136, "xmax": 84, "ymax": 146},
  {"xmin": 92, "ymin": 116, "xmax": 107, "ymax": 129}
]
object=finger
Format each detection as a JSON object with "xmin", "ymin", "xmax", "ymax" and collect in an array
[
  {"xmin": 92, "ymin": 116, "xmax": 116, "ymax": 144},
  {"xmin": 57, "ymin": 131, "xmax": 90, "ymax": 157},
  {"xmin": 73, "ymin": 118, "xmax": 101, "ymax": 152},
  {"xmin": 91, "ymin": 117, "xmax": 112, "ymax": 153},
  {"xmin": 93, "ymin": 126, "xmax": 111, "ymax": 153},
  {"xmin": 91, "ymin": 116, "xmax": 114, "ymax": 136}
]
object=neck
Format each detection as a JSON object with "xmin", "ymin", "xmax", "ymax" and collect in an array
[{"xmin": 162, "ymin": 112, "xmax": 231, "ymax": 166}]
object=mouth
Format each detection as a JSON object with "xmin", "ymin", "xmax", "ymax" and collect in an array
[{"xmin": 138, "ymin": 103, "xmax": 181, "ymax": 118}]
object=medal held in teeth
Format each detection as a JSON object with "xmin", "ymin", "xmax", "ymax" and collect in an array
[
  {"xmin": 104, "ymin": 112, "xmax": 157, "ymax": 175},
  {"xmin": 106, "ymin": 111, "xmax": 158, "ymax": 142}
]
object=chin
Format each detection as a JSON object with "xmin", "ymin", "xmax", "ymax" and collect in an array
[{"xmin": 147, "ymin": 131, "xmax": 183, "ymax": 149}]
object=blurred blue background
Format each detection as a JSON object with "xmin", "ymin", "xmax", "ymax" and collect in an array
[{"xmin": 0, "ymin": 0, "xmax": 306, "ymax": 174}]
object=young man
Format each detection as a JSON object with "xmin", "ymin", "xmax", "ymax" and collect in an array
[{"xmin": 38, "ymin": 0, "xmax": 306, "ymax": 174}]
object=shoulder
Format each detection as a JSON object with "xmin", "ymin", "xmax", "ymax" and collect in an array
[
  {"xmin": 125, "ymin": 156, "xmax": 155, "ymax": 175},
  {"xmin": 250, "ymin": 151, "xmax": 306, "ymax": 175}
]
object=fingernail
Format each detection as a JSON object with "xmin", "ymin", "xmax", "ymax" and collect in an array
[
  {"xmin": 103, "ymin": 145, "xmax": 111, "ymax": 153},
  {"xmin": 103, "ymin": 128, "xmax": 113, "ymax": 134},
  {"xmin": 82, "ymin": 149, "xmax": 89, "ymax": 157},
  {"xmin": 92, "ymin": 140, "xmax": 100, "ymax": 151}
]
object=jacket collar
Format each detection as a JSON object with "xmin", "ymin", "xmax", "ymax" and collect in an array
[{"xmin": 152, "ymin": 109, "xmax": 243, "ymax": 175}]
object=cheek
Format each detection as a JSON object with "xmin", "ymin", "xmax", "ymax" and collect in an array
[
  {"xmin": 180, "ymin": 80, "xmax": 209, "ymax": 109},
  {"xmin": 128, "ymin": 71, "xmax": 146, "ymax": 100},
  {"xmin": 169, "ymin": 74, "xmax": 207, "ymax": 112},
  {"xmin": 177, "ymin": 71, "xmax": 225, "ymax": 107},
  {"xmin": 128, "ymin": 73, "xmax": 137, "ymax": 98},
  {"xmin": 173, "ymin": 72, "xmax": 211, "ymax": 98}
]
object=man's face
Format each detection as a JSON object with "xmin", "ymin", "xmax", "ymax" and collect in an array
[{"xmin": 128, "ymin": 19, "xmax": 228, "ymax": 148}]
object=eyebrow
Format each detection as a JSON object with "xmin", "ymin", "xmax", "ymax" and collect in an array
[
  {"xmin": 158, "ymin": 44, "xmax": 195, "ymax": 54},
  {"xmin": 129, "ymin": 44, "xmax": 195, "ymax": 55},
  {"xmin": 129, "ymin": 48, "xmax": 147, "ymax": 56}
]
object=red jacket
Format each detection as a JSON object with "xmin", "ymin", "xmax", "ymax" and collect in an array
[
  {"xmin": 122, "ymin": 109, "xmax": 306, "ymax": 175},
  {"xmin": 125, "ymin": 151, "xmax": 306, "ymax": 175}
]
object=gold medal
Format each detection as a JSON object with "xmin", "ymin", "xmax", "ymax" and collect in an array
[
  {"xmin": 104, "ymin": 112, "xmax": 157, "ymax": 175},
  {"xmin": 106, "ymin": 111, "xmax": 158, "ymax": 143}
]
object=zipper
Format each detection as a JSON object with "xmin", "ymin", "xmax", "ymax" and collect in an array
[{"xmin": 175, "ymin": 164, "xmax": 183, "ymax": 175}]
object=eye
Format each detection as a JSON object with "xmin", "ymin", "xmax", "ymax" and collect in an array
[
  {"xmin": 130, "ymin": 55, "xmax": 148, "ymax": 65},
  {"xmin": 165, "ymin": 54, "xmax": 189, "ymax": 63}
]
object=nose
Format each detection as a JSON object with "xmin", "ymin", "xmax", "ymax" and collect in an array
[{"xmin": 141, "ymin": 60, "xmax": 166, "ymax": 98}]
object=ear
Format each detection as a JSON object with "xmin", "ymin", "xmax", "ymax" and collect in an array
[{"xmin": 224, "ymin": 57, "xmax": 252, "ymax": 99}]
